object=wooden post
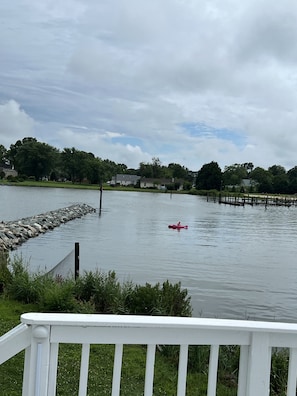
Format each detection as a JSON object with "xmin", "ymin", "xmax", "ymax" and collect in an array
[
  {"xmin": 99, "ymin": 183, "xmax": 103, "ymax": 215},
  {"xmin": 75, "ymin": 242, "xmax": 79, "ymax": 280}
]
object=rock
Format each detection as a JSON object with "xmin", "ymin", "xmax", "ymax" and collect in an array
[{"xmin": 0, "ymin": 204, "xmax": 96, "ymax": 251}]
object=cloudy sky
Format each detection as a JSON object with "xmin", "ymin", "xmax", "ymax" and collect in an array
[{"xmin": 1, "ymin": 0, "xmax": 297, "ymax": 171}]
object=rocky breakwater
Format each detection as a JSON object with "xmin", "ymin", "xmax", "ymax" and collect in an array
[{"xmin": 0, "ymin": 204, "xmax": 96, "ymax": 251}]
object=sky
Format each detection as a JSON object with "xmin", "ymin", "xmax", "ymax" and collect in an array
[{"xmin": 1, "ymin": 0, "xmax": 297, "ymax": 172}]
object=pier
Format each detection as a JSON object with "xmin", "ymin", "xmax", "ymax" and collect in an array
[{"xmin": 207, "ymin": 193, "xmax": 297, "ymax": 207}]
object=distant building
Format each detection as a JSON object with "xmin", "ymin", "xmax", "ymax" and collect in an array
[
  {"xmin": 0, "ymin": 164, "xmax": 18, "ymax": 178},
  {"xmin": 140, "ymin": 178, "xmax": 183, "ymax": 190},
  {"xmin": 240, "ymin": 178, "xmax": 257, "ymax": 191},
  {"xmin": 110, "ymin": 174, "xmax": 141, "ymax": 186}
]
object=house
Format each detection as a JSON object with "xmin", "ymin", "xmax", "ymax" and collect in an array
[
  {"xmin": 0, "ymin": 165, "xmax": 18, "ymax": 178},
  {"xmin": 240, "ymin": 178, "xmax": 257, "ymax": 191},
  {"xmin": 110, "ymin": 174, "xmax": 141, "ymax": 186},
  {"xmin": 140, "ymin": 178, "xmax": 183, "ymax": 190}
]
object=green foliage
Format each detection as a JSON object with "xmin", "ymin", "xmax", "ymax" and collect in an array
[
  {"xmin": 270, "ymin": 349, "xmax": 289, "ymax": 396},
  {"xmin": 39, "ymin": 278, "xmax": 76, "ymax": 312},
  {"xmin": 74, "ymin": 270, "xmax": 121, "ymax": 313},
  {"xmin": 196, "ymin": 161, "xmax": 222, "ymax": 190},
  {"xmin": 126, "ymin": 283, "xmax": 162, "ymax": 315},
  {"xmin": 4, "ymin": 258, "xmax": 192, "ymax": 318},
  {"xmin": 5, "ymin": 256, "xmax": 42, "ymax": 303},
  {"xmin": 9, "ymin": 137, "xmax": 59, "ymax": 181},
  {"xmin": 0, "ymin": 252, "xmax": 12, "ymax": 292},
  {"xmin": 160, "ymin": 280, "xmax": 192, "ymax": 316},
  {"xmin": 124, "ymin": 281, "xmax": 192, "ymax": 316}
]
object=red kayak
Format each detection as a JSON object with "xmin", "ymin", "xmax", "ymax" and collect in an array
[{"xmin": 168, "ymin": 224, "xmax": 188, "ymax": 229}]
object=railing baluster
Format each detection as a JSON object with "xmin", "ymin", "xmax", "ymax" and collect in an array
[
  {"xmin": 28, "ymin": 325, "xmax": 50, "ymax": 396},
  {"xmin": 237, "ymin": 345, "xmax": 249, "ymax": 396},
  {"xmin": 287, "ymin": 348, "xmax": 297, "ymax": 396},
  {"xmin": 22, "ymin": 346, "xmax": 31, "ymax": 396},
  {"xmin": 177, "ymin": 344, "xmax": 188, "ymax": 396},
  {"xmin": 112, "ymin": 344, "xmax": 123, "ymax": 396},
  {"xmin": 48, "ymin": 343, "xmax": 59, "ymax": 396},
  {"xmin": 207, "ymin": 345, "xmax": 219, "ymax": 396},
  {"xmin": 78, "ymin": 343, "xmax": 90, "ymax": 396},
  {"xmin": 246, "ymin": 332, "xmax": 271, "ymax": 396},
  {"xmin": 144, "ymin": 344, "xmax": 156, "ymax": 396}
]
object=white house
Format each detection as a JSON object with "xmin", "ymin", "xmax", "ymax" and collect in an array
[{"xmin": 110, "ymin": 174, "xmax": 140, "ymax": 186}]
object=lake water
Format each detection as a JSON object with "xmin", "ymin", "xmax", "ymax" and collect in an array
[{"xmin": 2, "ymin": 185, "xmax": 297, "ymax": 322}]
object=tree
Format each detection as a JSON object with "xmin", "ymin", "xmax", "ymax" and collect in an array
[
  {"xmin": 287, "ymin": 166, "xmax": 297, "ymax": 194},
  {"xmin": 138, "ymin": 162, "xmax": 153, "ymax": 178},
  {"xmin": 268, "ymin": 165, "xmax": 286, "ymax": 176},
  {"xmin": 0, "ymin": 144, "xmax": 7, "ymax": 165},
  {"xmin": 267, "ymin": 165, "xmax": 288, "ymax": 193},
  {"xmin": 223, "ymin": 164, "xmax": 248, "ymax": 187},
  {"xmin": 168, "ymin": 163, "xmax": 190, "ymax": 180},
  {"xmin": 61, "ymin": 148, "xmax": 88, "ymax": 183},
  {"xmin": 7, "ymin": 139, "xmax": 23, "ymax": 168},
  {"xmin": 196, "ymin": 161, "xmax": 222, "ymax": 190},
  {"xmin": 84, "ymin": 155, "xmax": 103, "ymax": 184},
  {"xmin": 10, "ymin": 138, "xmax": 58, "ymax": 180},
  {"xmin": 152, "ymin": 157, "xmax": 162, "ymax": 178},
  {"xmin": 250, "ymin": 167, "xmax": 273, "ymax": 193}
]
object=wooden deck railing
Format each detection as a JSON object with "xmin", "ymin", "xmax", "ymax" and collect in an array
[{"xmin": 1, "ymin": 313, "xmax": 297, "ymax": 395}]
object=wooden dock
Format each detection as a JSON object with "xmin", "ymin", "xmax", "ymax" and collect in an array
[{"xmin": 207, "ymin": 193, "xmax": 297, "ymax": 207}]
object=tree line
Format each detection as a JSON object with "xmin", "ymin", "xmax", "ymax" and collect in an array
[
  {"xmin": 198, "ymin": 161, "xmax": 297, "ymax": 194},
  {"xmin": 1, "ymin": 137, "xmax": 297, "ymax": 194},
  {"xmin": 0, "ymin": 137, "xmax": 193, "ymax": 187}
]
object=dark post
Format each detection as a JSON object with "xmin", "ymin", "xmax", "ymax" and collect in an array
[
  {"xmin": 99, "ymin": 183, "xmax": 103, "ymax": 215},
  {"xmin": 75, "ymin": 242, "xmax": 79, "ymax": 280}
]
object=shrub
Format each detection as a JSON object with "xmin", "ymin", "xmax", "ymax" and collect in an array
[
  {"xmin": 5, "ymin": 256, "xmax": 42, "ymax": 303},
  {"xmin": 160, "ymin": 280, "xmax": 192, "ymax": 317},
  {"xmin": 0, "ymin": 252, "xmax": 12, "ymax": 293},
  {"xmin": 74, "ymin": 270, "xmax": 121, "ymax": 313},
  {"xmin": 5, "ymin": 258, "xmax": 193, "ymax": 318},
  {"xmin": 125, "ymin": 283, "xmax": 162, "ymax": 315},
  {"xmin": 39, "ymin": 278, "xmax": 76, "ymax": 312}
]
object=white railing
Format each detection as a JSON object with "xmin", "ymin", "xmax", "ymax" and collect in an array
[{"xmin": 1, "ymin": 313, "xmax": 297, "ymax": 395}]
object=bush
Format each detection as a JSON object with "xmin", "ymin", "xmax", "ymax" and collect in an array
[
  {"xmin": 6, "ymin": 257, "xmax": 43, "ymax": 303},
  {"xmin": 74, "ymin": 270, "xmax": 122, "ymax": 313},
  {"xmin": 4, "ymin": 257, "xmax": 193, "ymax": 317},
  {"xmin": 124, "ymin": 281, "xmax": 191, "ymax": 316},
  {"xmin": 39, "ymin": 278, "xmax": 76, "ymax": 312},
  {"xmin": 6, "ymin": 175, "xmax": 18, "ymax": 182},
  {"xmin": 160, "ymin": 280, "xmax": 192, "ymax": 317},
  {"xmin": 125, "ymin": 283, "xmax": 162, "ymax": 315},
  {"xmin": 0, "ymin": 252, "xmax": 12, "ymax": 293}
]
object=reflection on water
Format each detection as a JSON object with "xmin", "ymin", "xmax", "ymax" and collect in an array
[{"xmin": 3, "ymin": 185, "xmax": 297, "ymax": 322}]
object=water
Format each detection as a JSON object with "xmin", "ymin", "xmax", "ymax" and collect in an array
[{"xmin": 2, "ymin": 185, "xmax": 297, "ymax": 322}]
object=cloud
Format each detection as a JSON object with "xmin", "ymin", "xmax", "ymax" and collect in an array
[
  {"xmin": 0, "ymin": 100, "xmax": 36, "ymax": 147},
  {"xmin": 1, "ymin": 0, "xmax": 297, "ymax": 171}
]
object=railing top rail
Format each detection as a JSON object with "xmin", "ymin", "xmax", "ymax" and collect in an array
[{"xmin": 21, "ymin": 312, "xmax": 297, "ymax": 333}]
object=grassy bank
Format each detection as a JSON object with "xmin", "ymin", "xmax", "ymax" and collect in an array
[{"xmin": 0, "ymin": 179, "xmax": 192, "ymax": 194}]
